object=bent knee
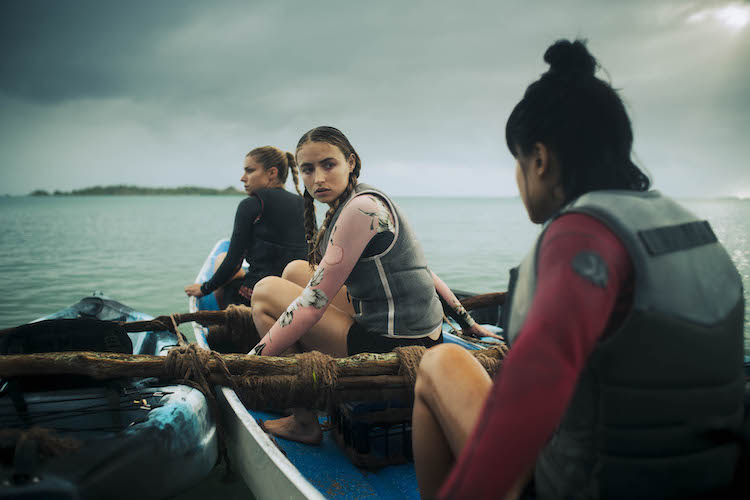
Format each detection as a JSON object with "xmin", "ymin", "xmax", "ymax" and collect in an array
[
  {"xmin": 281, "ymin": 260, "xmax": 312, "ymax": 284},
  {"xmin": 213, "ymin": 252, "xmax": 227, "ymax": 272},
  {"xmin": 250, "ymin": 276, "xmax": 285, "ymax": 307},
  {"xmin": 416, "ymin": 344, "xmax": 468, "ymax": 390},
  {"xmin": 419, "ymin": 343, "xmax": 468, "ymax": 373}
]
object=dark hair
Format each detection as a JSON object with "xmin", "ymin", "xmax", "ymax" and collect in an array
[
  {"xmin": 247, "ymin": 146, "xmax": 302, "ymax": 195},
  {"xmin": 295, "ymin": 126, "xmax": 362, "ymax": 267},
  {"xmin": 506, "ymin": 39, "xmax": 650, "ymax": 202}
]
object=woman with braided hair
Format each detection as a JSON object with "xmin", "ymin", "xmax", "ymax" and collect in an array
[
  {"xmin": 412, "ymin": 39, "xmax": 744, "ymax": 499},
  {"xmin": 185, "ymin": 146, "xmax": 307, "ymax": 309},
  {"xmin": 249, "ymin": 126, "xmax": 498, "ymax": 443}
]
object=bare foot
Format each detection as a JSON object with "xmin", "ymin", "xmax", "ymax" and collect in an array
[{"xmin": 262, "ymin": 408, "xmax": 322, "ymax": 444}]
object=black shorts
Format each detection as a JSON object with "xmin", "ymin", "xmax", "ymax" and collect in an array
[
  {"xmin": 346, "ymin": 321, "xmax": 443, "ymax": 355},
  {"xmin": 221, "ymin": 277, "xmax": 251, "ymax": 307}
]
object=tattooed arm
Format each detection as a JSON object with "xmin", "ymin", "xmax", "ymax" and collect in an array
[
  {"xmin": 249, "ymin": 194, "xmax": 396, "ymax": 356},
  {"xmin": 432, "ymin": 271, "xmax": 503, "ymax": 340}
]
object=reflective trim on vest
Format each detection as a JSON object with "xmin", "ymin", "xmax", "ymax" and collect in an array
[
  {"xmin": 320, "ymin": 183, "xmax": 442, "ymax": 338},
  {"xmin": 373, "ymin": 258, "xmax": 395, "ymax": 335}
]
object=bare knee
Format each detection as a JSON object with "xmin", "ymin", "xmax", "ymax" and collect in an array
[
  {"xmin": 213, "ymin": 252, "xmax": 227, "ymax": 273},
  {"xmin": 419, "ymin": 343, "xmax": 470, "ymax": 377},
  {"xmin": 250, "ymin": 276, "xmax": 284, "ymax": 310},
  {"xmin": 281, "ymin": 260, "xmax": 313, "ymax": 286},
  {"xmin": 415, "ymin": 344, "xmax": 469, "ymax": 399}
]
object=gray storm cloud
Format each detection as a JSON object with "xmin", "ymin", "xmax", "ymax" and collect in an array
[{"xmin": 1, "ymin": 0, "xmax": 748, "ymax": 197}]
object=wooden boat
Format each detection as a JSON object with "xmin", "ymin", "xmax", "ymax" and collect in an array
[
  {"xmin": 190, "ymin": 239, "xmax": 504, "ymax": 499},
  {"xmin": 0, "ymin": 294, "xmax": 218, "ymax": 499}
]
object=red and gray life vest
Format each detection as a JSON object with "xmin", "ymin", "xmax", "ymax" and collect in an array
[
  {"xmin": 320, "ymin": 183, "xmax": 443, "ymax": 338},
  {"xmin": 505, "ymin": 190, "xmax": 745, "ymax": 499}
]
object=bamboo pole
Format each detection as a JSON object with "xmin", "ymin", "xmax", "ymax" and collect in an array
[
  {"xmin": 459, "ymin": 292, "xmax": 506, "ymax": 310},
  {"xmin": 120, "ymin": 311, "xmax": 227, "ymax": 332},
  {"xmin": 0, "ymin": 349, "xmax": 503, "ymax": 381},
  {"xmin": 0, "ymin": 293, "xmax": 506, "ymax": 338},
  {"xmin": 119, "ymin": 293, "xmax": 506, "ymax": 334}
]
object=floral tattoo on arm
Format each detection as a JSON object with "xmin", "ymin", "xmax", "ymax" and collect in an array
[
  {"xmin": 329, "ymin": 225, "xmax": 337, "ymax": 246},
  {"xmin": 278, "ymin": 267, "xmax": 329, "ymax": 328},
  {"xmin": 358, "ymin": 196, "xmax": 395, "ymax": 234}
]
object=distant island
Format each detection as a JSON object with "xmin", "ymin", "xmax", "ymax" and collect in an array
[{"xmin": 29, "ymin": 185, "xmax": 244, "ymax": 196}]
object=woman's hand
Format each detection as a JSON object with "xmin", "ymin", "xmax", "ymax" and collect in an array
[
  {"xmin": 185, "ymin": 283, "xmax": 205, "ymax": 298},
  {"xmin": 465, "ymin": 323, "xmax": 504, "ymax": 341}
]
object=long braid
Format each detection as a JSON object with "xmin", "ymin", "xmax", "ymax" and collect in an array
[
  {"xmin": 286, "ymin": 152, "xmax": 303, "ymax": 196},
  {"xmin": 310, "ymin": 172, "xmax": 357, "ymax": 262},
  {"xmin": 303, "ymin": 190, "xmax": 319, "ymax": 267},
  {"xmin": 295, "ymin": 126, "xmax": 363, "ymax": 267}
]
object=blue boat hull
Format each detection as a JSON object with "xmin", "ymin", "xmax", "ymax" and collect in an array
[{"xmin": 0, "ymin": 295, "xmax": 218, "ymax": 499}]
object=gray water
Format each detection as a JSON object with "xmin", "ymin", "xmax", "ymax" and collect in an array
[
  {"xmin": 0, "ymin": 195, "xmax": 537, "ymax": 330},
  {"xmin": 1, "ymin": 195, "xmax": 747, "ymax": 338},
  {"xmin": 0, "ymin": 195, "xmax": 749, "ymax": 498}
]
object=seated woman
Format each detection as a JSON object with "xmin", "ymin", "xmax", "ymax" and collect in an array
[
  {"xmin": 184, "ymin": 146, "xmax": 307, "ymax": 310},
  {"xmin": 413, "ymin": 40, "xmax": 745, "ymax": 499},
  {"xmin": 249, "ymin": 126, "xmax": 499, "ymax": 443}
]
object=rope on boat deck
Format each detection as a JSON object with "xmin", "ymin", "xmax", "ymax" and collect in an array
[
  {"xmin": 204, "ymin": 305, "xmax": 259, "ymax": 353},
  {"xmin": 235, "ymin": 350, "xmax": 339, "ymax": 409},
  {"xmin": 396, "ymin": 345, "xmax": 503, "ymax": 385},
  {"xmin": 0, "ymin": 309, "xmax": 504, "ymax": 469},
  {"xmin": 133, "ymin": 315, "xmax": 190, "ymax": 347},
  {"xmin": 397, "ymin": 346, "xmax": 428, "ymax": 386},
  {"xmin": 164, "ymin": 344, "xmax": 236, "ymax": 472},
  {"xmin": 169, "ymin": 314, "xmax": 189, "ymax": 346},
  {"xmin": 233, "ymin": 346, "xmax": 504, "ymax": 410}
]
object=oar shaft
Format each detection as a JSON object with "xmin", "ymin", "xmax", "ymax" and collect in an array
[
  {"xmin": 120, "ymin": 311, "xmax": 228, "ymax": 332},
  {"xmin": 459, "ymin": 292, "xmax": 506, "ymax": 310},
  {"xmin": 0, "ymin": 293, "xmax": 505, "ymax": 337}
]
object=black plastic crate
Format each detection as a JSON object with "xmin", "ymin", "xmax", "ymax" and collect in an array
[{"xmin": 330, "ymin": 400, "xmax": 413, "ymax": 469}]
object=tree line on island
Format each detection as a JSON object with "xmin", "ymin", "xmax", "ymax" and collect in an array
[{"xmin": 29, "ymin": 185, "xmax": 244, "ymax": 196}]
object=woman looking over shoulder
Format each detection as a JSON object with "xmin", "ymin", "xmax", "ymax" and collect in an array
[
  {"xmin": 184, "ymin": 146, "xmax": 307, "ymax": 310},
  {"xmin": 249, "ymin": 126, "xmax": 496, "ymax": 442},
  {"xmin": 413, "ymin": 40, "xmax": 745, "ymax": 499}
]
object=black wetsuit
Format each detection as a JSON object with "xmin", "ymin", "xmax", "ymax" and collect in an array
[{"xmin": 200, "ymin": 188, "xmax": 307, "ymax": 305}]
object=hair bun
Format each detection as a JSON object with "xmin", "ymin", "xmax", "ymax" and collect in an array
[{"xmin": 543, "ymin": 39, "xmax": 596, "ymax": 78}]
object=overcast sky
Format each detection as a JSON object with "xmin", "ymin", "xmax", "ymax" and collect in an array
[{"xmin": 1, "ymin": 0, "xmax": 749, "ymax": 197}]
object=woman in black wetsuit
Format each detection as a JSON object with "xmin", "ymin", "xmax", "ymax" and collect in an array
[{"xmin": 184, "ymin": 146, "xmax": 307, "ymax": 309}]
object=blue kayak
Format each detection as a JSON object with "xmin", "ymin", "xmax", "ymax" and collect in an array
[
  {"xmin": 0, "ymin": 294, "xmax": 218, "ymax": 499},
  {"xmin": 189, "ymin": 239, "xmax": 503, "ymax": 499}
]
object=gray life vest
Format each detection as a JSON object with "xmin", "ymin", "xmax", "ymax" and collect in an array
[
  {"xmin": 320, "ymin": 183, "xmax": 443, "ymax": 337},
  {"xmin": 504, "ymin": 189, "xmax": 745, "ymax": 500}
]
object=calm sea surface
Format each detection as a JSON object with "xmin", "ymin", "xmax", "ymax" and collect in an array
[
  {"xmin": 0, "ymin": 195, "xmax": 747, "ymax": 338},
  {"xmin": 0, "ymin": 194, "xmax": 748, "ymax": 497}
]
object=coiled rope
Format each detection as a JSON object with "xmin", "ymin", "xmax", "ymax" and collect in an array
[{"xmin": 164, "ymin": 343, "xmax": 237, "ymax": 471}]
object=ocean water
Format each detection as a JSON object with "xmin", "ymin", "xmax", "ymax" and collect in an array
[
  {"xmin": 0, "ymin": 195, "xmax": 535, "ymax": 331},
  {"xmin": 0, "ymin": 194, "xmax": 748, "ymax": 497},
  {"xmin": 1, "ymin": 195, "xmax": 747, "ymax": 338}
]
